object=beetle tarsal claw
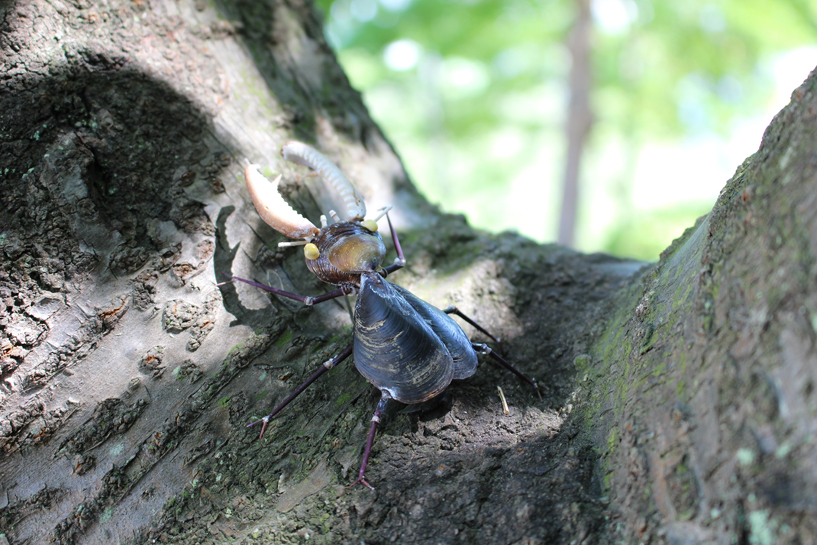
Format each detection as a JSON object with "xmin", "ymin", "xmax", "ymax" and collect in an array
[
  {"xmin": 349, "ymin": 477, "xmax": 375, "ymax": 490},
  {"xmin": 244, "ymin": 163, "xmax": 320, "ymax": 240},
  {"xmin": 258, "ymin": 416, "xmax": 271, "ymax": 439}
]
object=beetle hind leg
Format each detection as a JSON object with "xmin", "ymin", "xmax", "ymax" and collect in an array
[
  {"xmin": 472, "ymin": 343, "xmax": 542, "ymax": 401},
  {"xmin": 443, "ymin": 305, "xmax": 503, "ymax": 348},
  {"xmin": 350, "ymin": 392, "xmax": 391, "ymax": 490},
  {"xmin": 442, "ymin": 306, "xmax": 539, "ymax": 398}
]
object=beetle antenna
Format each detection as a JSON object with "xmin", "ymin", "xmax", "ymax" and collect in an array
[{"xmin": 372, "ymin": 205, "xmax": 393, "ymax": 222}]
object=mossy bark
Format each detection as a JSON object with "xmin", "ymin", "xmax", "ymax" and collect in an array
[
  {"xmin": 587, "ymin": 76, "xmax": 817, "ymax": 544},
  {"xmin": 1, "ymin": 0, "xmax": 815, "ymax": 543}
]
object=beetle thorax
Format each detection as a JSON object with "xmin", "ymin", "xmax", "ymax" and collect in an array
[{"xmin": 305, "ymin": 222, "xmax": 387, "ymax": 286}]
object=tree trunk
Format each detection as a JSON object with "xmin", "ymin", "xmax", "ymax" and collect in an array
[
  {"xmin": 557, "ymin": 0, "xmax": 593, "ymax": 248},
  {"xmin": 1, "ymin": 0, "xmax": 815, "ymax": 544}
]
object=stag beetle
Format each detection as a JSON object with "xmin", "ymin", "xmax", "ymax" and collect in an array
[{"xmin": 226, "ymin": 142, "xmax": 539, "ymax": 489}]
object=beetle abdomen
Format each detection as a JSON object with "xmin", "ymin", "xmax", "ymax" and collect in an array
[
  {"xmin": 389, "ymin": 284, "xmax": 478, "ymax": 380},
  {"xmin": 354, "ymin": 273, "xmax": 454, "ymax": 404}
]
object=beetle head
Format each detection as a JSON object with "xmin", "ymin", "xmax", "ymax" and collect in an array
[
  {"xmin": 305, "ymin": 222, "xmax": 387, "ymax": 285},
  {"xmin": 245, "ymin": 142, "xmax": 388, "ymax": 285}
]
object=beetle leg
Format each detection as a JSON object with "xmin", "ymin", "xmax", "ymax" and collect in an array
[
  {"xmin": 382, "ymin": 210, "xmax": 407, "ymax": 275},
  {"xmin": 221, "ymin": 273, "xmax": 352, "ymax": 306},
  {"xmin": 350, "ymin": 392, "xmax": 391, "ymax": 490},
  {"xmin": 443, "ymin": 305, "xmax": 503, "ymax": 351},
  {"xmin": 247, "ymin": 344, "xmax": 354, "ymax": 439},
  {"xmin": 472, "ymin": 343, "xmax": 542, "ymax": 401}
]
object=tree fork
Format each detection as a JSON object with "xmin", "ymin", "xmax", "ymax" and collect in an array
[{"xmin": 0, "ymin": 0, "xmax": 816, "ymax": 543}]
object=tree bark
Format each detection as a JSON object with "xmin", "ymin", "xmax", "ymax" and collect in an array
[{"xmin": 1, "ymin": 0, "xmax": 815, "ymax": 544}]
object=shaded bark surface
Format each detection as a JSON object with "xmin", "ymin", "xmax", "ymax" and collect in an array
[{"xmin": 0, "ymin": 0, "xmax": 815, "ymax": 544}]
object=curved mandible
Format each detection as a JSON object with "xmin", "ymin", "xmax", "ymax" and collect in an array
[
  {"xmin": 244, "ymin": 164, "xmax": 320, "ymax": 240},
  {"xmin": 282, "ymin": 141, "xmax": 367, "ymax": 221}
]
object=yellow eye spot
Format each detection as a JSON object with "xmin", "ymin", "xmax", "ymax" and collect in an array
[
  {"xmin": 361, "ymin": 219, "xmax": 378, "ymax": 232},
  {"xmin": 304, "ymin": 243, "xmax": 320, "ymax": 260}
]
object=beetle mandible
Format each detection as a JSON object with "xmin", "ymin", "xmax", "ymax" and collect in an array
[{"xmin": 228, "ymin": 141, "xmax": 539, "ymax": 489}]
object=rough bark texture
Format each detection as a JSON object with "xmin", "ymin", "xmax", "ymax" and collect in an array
[
  {"xmin": 592, "ymin": 76, "xmax": 817, "ymax": 544},
  {"xmin": 0, "ymin": 0, "xmax": 815, "ymax": 544}
]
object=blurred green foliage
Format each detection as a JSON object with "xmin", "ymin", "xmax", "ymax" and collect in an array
[
  {"xmin": 603, "ymin": 203, "xmax": 710, "ymax": 259},
  {"xmin": 315, "ymin": 0, "xmax": 817, "ymax": 261}
]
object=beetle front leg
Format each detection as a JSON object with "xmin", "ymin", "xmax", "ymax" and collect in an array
[
  {"xmin": 381, "ymin": 210, "xmax": 407, "ymax": 275},
  {"xmin": 248, "ymin": 344, "xmax": 354, "ymax": 438},
  {"xmin": 350, "ymin": 392, "xmax": 391, "ymax": 490},
  {"xmin": 221, "ymin": 273, "xmax": 352, "ymax": 306}
]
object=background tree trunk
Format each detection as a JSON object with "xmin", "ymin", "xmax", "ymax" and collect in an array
[
  {"xmin": 557, "ymin": 0, "xmax": 593, "ymax": 248},
  {"xmin": 1, "ymin": 0, "xmax": 816, "ymax": 544}
]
